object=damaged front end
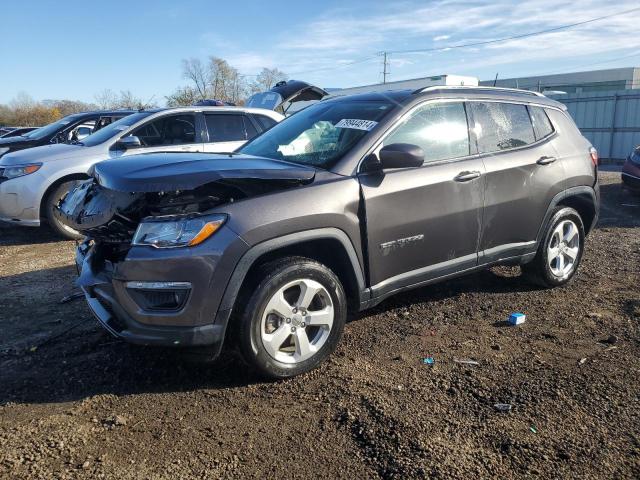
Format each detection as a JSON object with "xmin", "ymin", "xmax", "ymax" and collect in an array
[{"xmin": 57, "ymin": 152, "xmax": 316, "ymax": 347}]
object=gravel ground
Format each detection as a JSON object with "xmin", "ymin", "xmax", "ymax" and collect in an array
[{"xmin": 0, "ymin": 171, "xmax": 639, "ymax": 479}]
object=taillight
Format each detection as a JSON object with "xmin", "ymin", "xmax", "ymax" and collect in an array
[{"xmin": 589, "ymin": 147, "xmax": 598, "ymax": 167}]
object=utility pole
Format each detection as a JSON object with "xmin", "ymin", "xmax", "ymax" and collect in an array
[{"xmin": 379, "ymin": 51, "xmax": 390, "ymax": 84}]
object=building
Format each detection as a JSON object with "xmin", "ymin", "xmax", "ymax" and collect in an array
[{"xmin": 479, "ymin": 67, "xmax": 640, "ymax": 94}]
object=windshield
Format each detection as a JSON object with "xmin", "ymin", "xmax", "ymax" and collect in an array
[
  {"xmin": 80, "ymin": 112, "xmax": 152, "ymax": 147},
  {"xmin": 23, "ymin": 114, "xmax": 84, "ymax": 140},
  {"xmin": 239, "ymin": 100, "xmax": 394, "ymax": 169}
]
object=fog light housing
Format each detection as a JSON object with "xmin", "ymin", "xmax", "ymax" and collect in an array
[{"xmin": 125, "ymin": 281, "xmax": 191, "ymax": 311}]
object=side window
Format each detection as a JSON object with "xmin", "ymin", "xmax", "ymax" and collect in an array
[
  {"xmin": 205, "ymin": 114, "xmax": 246, "ymax": 142},
  {"xmin": 529, "ymin": 106, "xmax": 554, "ymax": 141},
  {"xmin": 252, "ymin": 114, "xmax": 277, "ymax": 132},
  {"xmin": 130, "ymin": 114, "xmax": 196, "ymax": 146},
  {"xmin": 469, "ymin": 102, "xmax": 535, "ymax": 153},
  {"xmin": 383, "ymin": 101, "xmax": 470, "ymax": 163},
  {"xmin": 243, "ymin": 116, "xmax": 259, "ymax": 140}
]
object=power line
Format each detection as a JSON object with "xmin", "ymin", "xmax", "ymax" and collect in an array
[
  {"xmin": 242, "ymin": 6, "xmax": 640, "ymax": 80},
  {"xmin": 385, "ymin": 6, "xmax": 640, "ymax": 55}
]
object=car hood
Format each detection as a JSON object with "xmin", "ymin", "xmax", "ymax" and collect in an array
[
  {"xmin": 0, "ymin": 143, "xmax": 88, "ymax": 165},
  {"xmin": 0, "ymin": 135, "xmax": 35, "ymax": 147},
  {"xmin": 93, "ymin": 152, "xmax": 317, "ymax": 192}
]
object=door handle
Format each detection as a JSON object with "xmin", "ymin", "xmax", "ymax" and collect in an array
[
  {"xmin": 454, "ymin": 171, "xmax": 481, "ymax": 182},
  {"xmin": 536, "ymin": 156, "xmax": 557, "ymax": 165}
]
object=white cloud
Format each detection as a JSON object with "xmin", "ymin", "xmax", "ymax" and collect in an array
[{"xmin": 196, "ymin": 0, "xmax": 640, "ymax": 85}]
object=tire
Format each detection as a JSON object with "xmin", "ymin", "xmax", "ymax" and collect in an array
[
  {"xmin": 44, "ymin": 180, "xmax": 84, "ymax": 240},
  {"xmin": 523, "ymin": 207, "xmax": 585, "ymax": 288},
  {"xmin": 237, "ymin": 256, "xmax": 347, "ymax": 379}
]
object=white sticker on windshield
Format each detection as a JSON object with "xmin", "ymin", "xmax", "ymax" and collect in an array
[{"xmin": 335, "ymin": 119, "xmax": 378, "ymax": 131}]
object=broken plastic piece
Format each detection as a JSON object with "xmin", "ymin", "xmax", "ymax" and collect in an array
[
  {"xmin": 508, "ymin": 312, "xmax": 526, "ymax": 325},
  {"xmin": 494, "ymin": 403, "xmax": 512, "ymax": 412},
  {"xmin": 422, "ymin": 357, "xmax": 435, "ymax": 365},
  {"xmin": 453, "ymin": 358, "xmax": 479, "ymax": 366}
]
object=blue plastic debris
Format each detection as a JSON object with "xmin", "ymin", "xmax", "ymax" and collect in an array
[
  {"xmin": 422, "ymin": 357, "xmax": 435, "ymax": 365},
  {"xmin": 508, "ymin": 312, "xmax": 526, "ymax": 325}
]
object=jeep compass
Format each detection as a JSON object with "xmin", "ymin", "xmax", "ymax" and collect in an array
[{"xmin": 58, "ymin": 86, "xmax": 600, "ymax": 378}]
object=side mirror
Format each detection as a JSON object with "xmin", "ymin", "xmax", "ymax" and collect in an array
[
  {"xmin": 118, "ymin": 135, "xmax": 142, "ymax": 150},
  {"xmin": 379, "ymin": 143, "xmax": 424, "ymax": 169}
]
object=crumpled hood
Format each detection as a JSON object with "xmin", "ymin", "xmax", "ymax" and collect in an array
[
  {"xmin": 93, "ymin": 152, "xmax": 317, "ymax": 192},
  {"xmin": 0, "ymin": 143, "xmax": 87, "ymax": 165}
]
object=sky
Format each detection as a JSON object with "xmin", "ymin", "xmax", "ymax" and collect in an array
[{"xmin": 1, "ymin": 0, "xmax": 640, "ymax": 105}]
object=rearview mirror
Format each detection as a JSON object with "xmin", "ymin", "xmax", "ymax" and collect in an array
[
  {"xmin": 118, "ymin": 136, "xmax": 142, "ymax": 150},
  {"xmin": 379, "ymin": 143, "xmax": 424, "ymax": 169}
]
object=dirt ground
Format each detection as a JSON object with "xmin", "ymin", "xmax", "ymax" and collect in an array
[{"xmin": 0, "ymin": 171, "xmax": 639, "ymax": 479}]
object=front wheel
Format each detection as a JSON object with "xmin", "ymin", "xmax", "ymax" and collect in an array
[
  {"xmin": 237, "ymin": 256, "xmax": 347, "ymax": 379},
  {"xmin": 523, "ymin": 207, "xmax": 585, "ymax": 288},
  {"xmin": 44, "ymin": 180, "xmax": 84, "ymax": 240}
]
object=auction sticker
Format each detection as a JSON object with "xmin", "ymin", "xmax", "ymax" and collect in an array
[{"xmin": 335, "ymin": 119, "xmax": 378, "ymax": 131}]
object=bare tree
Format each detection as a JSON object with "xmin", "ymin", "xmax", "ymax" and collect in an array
[
  {"xmin": 182, "ymin": 58, "xmax": 209, "ymax": 100},
  {"xmin": 252, "ymin": 67, "xmax": 288, "ymax": 93},
  {"xmin": 165, "ymin": 86, "xmax": 198, "ymax": 107},
  {"xmin": 94, "ymin": 89, "xmax": 119, "ymax": 109}
]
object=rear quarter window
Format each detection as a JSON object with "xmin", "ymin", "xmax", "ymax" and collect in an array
[
  {"xmin": 252, "ymin": 114, "xmax": 278, "ymax": 131},
  {"xmin": 529, "ymin": 106, "xmax": 554, "ymax": 140}
]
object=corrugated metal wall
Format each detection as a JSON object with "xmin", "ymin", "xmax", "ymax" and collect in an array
[{"xmin": 551, "ymin": 90, "xmax": 640, "ymax": 162}]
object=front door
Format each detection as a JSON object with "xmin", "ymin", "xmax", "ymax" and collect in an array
[
  {"xmin": 113, "ymin": 113, "xmax": 202, "ymax": 158},
  {"xmin": 359, "ymin": 100, "xmax": 485, "ymax": 296}
]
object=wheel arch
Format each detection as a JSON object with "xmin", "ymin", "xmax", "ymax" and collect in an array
[
  {"xmin": 39, "ymin": 172, "xmax": 90, "ymax": 220},
  {"xmin": 535, "ymin": 186, "xmax": 598, "ymax": 248},
  {"xmin": 219, "ymin": 229, "xmax": 368, "ymax": 320}
]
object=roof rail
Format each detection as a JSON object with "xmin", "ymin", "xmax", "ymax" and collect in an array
[{"xmin": 413, "ymin": 85, "xmax": 545, "ymax": 97}]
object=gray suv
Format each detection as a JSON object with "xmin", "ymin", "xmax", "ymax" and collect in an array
[{"xmin": 58, "ymin": 86, "xmax": 599, "ymax": 378}]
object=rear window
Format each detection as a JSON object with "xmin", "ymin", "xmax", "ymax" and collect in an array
[
  {"xmin": 529, "ymin": 106, "xmax": 554, "ymax": 140},
  {"xmin": 469, "ymin": 102, "xmax": 535, "ymax": 153}
]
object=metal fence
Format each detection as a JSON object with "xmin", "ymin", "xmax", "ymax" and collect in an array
[{"xmin": 550, "ymin": 89, "xmax": 640, "ymax": 163}]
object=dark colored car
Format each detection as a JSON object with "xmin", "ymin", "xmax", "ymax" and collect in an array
[
  {"xmin": 58, "ymin": 86, "xmax": 600, "ymax": 378},
  {"xmin": 622, "ymin": 146, "xmax": 640, "ymax": 193},
  {"xmin": 0, "ymin": 110, "xmax": 135, "ymax": 159},
  {"xmin": 0, "ymin": 127, "xmax": 39, "ymax": 138}
]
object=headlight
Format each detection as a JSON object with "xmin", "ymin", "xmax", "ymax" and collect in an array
[
  {"xmin": 0, "ymin": 147, "xmax": 9, "ymax": 157},
  {"xmin": 0, "ymin": 163, "xmax": 42, "ymax": 179},
  {"xmin": 630, "ymin": 147, "xmax": 640, "ymax": 165},
  {"xmin": 132, "ymin": 214, "xmax": 226, "ymax": 248}
]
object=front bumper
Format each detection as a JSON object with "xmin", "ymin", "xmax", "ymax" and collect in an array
[
  {"xmin": 76, "ymin": 227, "xmax": 248, "ymax": 350},
  {"xmin": 0, "ymin": 178, "xmax": 41, "ymax": 226}
]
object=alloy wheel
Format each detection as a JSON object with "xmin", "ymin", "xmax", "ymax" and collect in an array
[
  {"xmin": 260, "ymin": 278, "xmax": 334, "ymax": 364},
  {"xmin": 547, "ymin": 219, "xmax": 580, "ymax": 278}
]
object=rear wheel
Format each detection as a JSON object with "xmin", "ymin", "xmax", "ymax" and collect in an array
[
  {"xmin": 523, "ymin": 207, "xmax": 585, "ymax": 288},
  {"xmin": 44, "ymin": 180, "xmax": 84, "ymax": 240},
  {"xmin": 237, "ymin": 256, "xmax": 347, "ymax": 379}
]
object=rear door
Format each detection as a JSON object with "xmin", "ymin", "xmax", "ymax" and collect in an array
[
  {"xmin": 469, "ymin": 101, "xmax": 565, "ymax": 264},
  {"xmin": 359, "ymin": 100, "xmax": 485, "ymax": 294},
  {"xmin": 202, "ymin": 112, "xmax": 258, "ymax": 152}
]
